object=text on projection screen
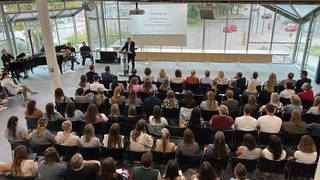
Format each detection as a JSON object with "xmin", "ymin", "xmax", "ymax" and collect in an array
[{"xmin": 131, "ymin": 4, "xmax": 187, "ymax": 46}]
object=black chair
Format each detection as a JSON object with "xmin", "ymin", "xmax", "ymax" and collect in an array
[
  {"xmin": 75, "ymin": 103, "xmax": 90, "ymax": 113},
  {"xmin": 170, "ymin": 83, "xmax": 184, "ymax": 93},
  {"xmin": 302, "ymin": 113, "xmax": 320, "ymax": 124},
  {"xmin": 257, "ymin": 158, "xmax": 287, "ymax": 179},
  {"xmin": 54, "ymin": 144, "xmax": 78, "ymax": 162},
  {"xmin": 99, "ymin": 80, "xmax": 112, "ymax": 89},
  {"xmin": 125, "ymin": 150, "xmax": 145, "ymax": 166},
  {"xmin": 222, "ymin": 130, "xmax": 234, "ymax": 147},
  {"xmin": 47, "ymin": 120, "xmax": 63, "ymax": 134},
  {"xmin": 258, "ymin": 132, "xmax": 282, "ymax": 145},
  {"xmin": 204, "ymin": 155, "xmax": 229, "ymax": 172},
  {"xmin": 151, "ymin": 151, "xmax": 176, "ymax": 165},
  {"xmin": 201, "ymin": 109, "xmax": 219, "ymax": 122},
  {"xmin": 282, "ymin": 113, "xmax": 291, "ymax": 122},
  {"xmin": 176, "ymin": 151, "xmax": 203, "ymax": 170},
  {"xmin": 162, "ymin": 108, "xmax": 180, "ymax": 125},
  {"xmin": 25, "ymin": 118, "xmax": 39, "ymax": 133},
  {"xmin": 71, "ymin": 121, "xmax": 86, "ymax": 136},
  {"xmin": 217, "ymin": 84, "xmax": 228, "ymax": 94},
  {"xmin": 137, "ymin": 92, "xmax": 148, "ymax": 102},
  {"xmin": 185, "ymin": 83, "xmax": 199, "ymax": 94},
  {"xmin": 193, "ymin": 94, "xmax": 205, "ymax": 106},
  {"xmin": 165, "ymin": 125, "xmax": 186, "ymax": 139},
  {"xmin": 256, "ymin": 85, "xmax": 262, "ymax": 93},
  {"xmin": 12, "ymin": 176, "xmax": 36, "ymax": 180},
  {"xmin": 280, "ymin": 98, "xmax": 291, "ymax": 106},
  {"xmin": 282, "ymin": 131, "xmax": 306, "ymax": 146},
  {"xmin": 118, "ymin": 80, "xmax": 128, "ymax": 88},
  {"xmin": 143, "ymin": 106, "xmax": 154, "ymax": 119},
  {"xmin": 198, "ymin": 84, "xmax": 211, "ymax": 95},
  {"xmin": 231, "ymin": 156, "xmax": 259, "ymax": 173},
  {"xmin": 93, "ymin": 122, "xmax": 110, "ymax": 137},
  {"xmin": 77, "ymin": 147, "xmax": 100, "ymax": 160},
  {"xmin": 30, "ymin": 143, "xmax": 52, "ymax": 156},
  {"xmin": 189, "ymin": 127, "xmax": 214, "ymax": 146},
  {"xmin": 233, "ymin": 130, "xmax": 258, "ymax": 147},
  {"xmin": 8, "ymin": 141, "xmax": 30, "ymax": 152},
  {"xmin": 285, "ymin": 160, "xmax": 317, "ymax": 179},
  {"xmin": 100, "ymin": 147, "xmax": 125, "ymax": 162},
  {"xmin": 229, "ymin": 110, "xmax": 240, "ymax": 120},
  {"xmin": 301, "ymin": 99, "xmax": 314, "ymax": 110}
]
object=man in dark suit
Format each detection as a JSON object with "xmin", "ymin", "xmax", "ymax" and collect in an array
[
  {"xmin": 1, "ymin": 48, "xmax": 20, "ymax": 82},
  {"xmin": 120, "ymin": 37, "xmax": 136, "ymax": 70},
  {"xmin": 295, "ymin": 70, "xmax": 311, "ymax": 93},
  {"xmin": 80, "ymin": 41, "xmax": 94, "ymax": 66}
]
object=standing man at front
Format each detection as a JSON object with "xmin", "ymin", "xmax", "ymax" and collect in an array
[{"xmin": 121, "ymin": 37, "xmax": 136, "ymax": 71}]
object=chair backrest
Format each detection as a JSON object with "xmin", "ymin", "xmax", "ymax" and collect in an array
[
  {"xmin": 162, "ymin": 108, "xmax": 180, "ymax": 124},
  {"xmin": 71, "ymin": 121, "xmax": 86, "ymax": 136},
  {"xmin": 99, "ymin": 80, "xmax": 112, "ymax": 89},
  {"xmin": 25, "ymin": 118, "xmax": 39, "ymax": 133},
  {"xmin": 165, "ymin": 125, "xmax": 186, "ymax": 139},
  {"xmin": 258, "ymin": 158, "xmax": 287, "ymax": 174},
  {"xmin": 185, "ymin": 83, "xmax": 199, "ymax": 94},
  {"xmin": 30, "ymin": 143, "xmax": 52, "ymax": 156},
  {"xmin": 137, "ymin": 91, "xmax": 148, "ymax": 102},
  {"xmin": 217, "ymin": 84, "xmax": 228, "ymax": 94},
  {"xmin": 170, "ymin": 83, "xmax": 184, "ymax": 93},
  {"xmin": 47, "ymin": 120, "xmax": 63, "ymax": 133},
  {"xmin": 280, "ymin": 98, "xmax": 291, "ymax": 106},
  {"xmin": 282, "ymin": 131, "xmax": 306, "ymax": 146},
  {"xmin": 201, "ymin": 109, "xmax": 219, "ymax": 122},
  {"xmin": 100, "ymin": 147, "xmax": 125, "ymax": 161},
  {"xmin": 286, "ymin": 160, "xmax": 317, "ymax": 178},
  {"xmin": 54, "ymin": 144, "xmax": 78, "ymax": 162},
  {"xmin": 233, "ymin": 130, "xmax": 258, "ymax": 147},
  {"xmin": 205, "ymin": 155, "xmax": 229, "ymax": 171},
  {"xmin": 9, "ymin": 141, "xmax": 30, "ymax": 152},
  {"xmin": 93, "ymin": 122, "xmax": 110, "ymax": 136},
  {"xmin": 125, "ymin": 149, "xmax": 145, "ymax": 162},
  {"xmin": 231, "ymin": 156, "xmax": 258, "ymax": 173},
  {"xmin": 258, "ymin": 132, "xmax": 282, "ymax": 145},
  {"xmin": 75, "ymin": 103, "xmax": 90, "ymax": 113},
  {"xmin": 176, "ymin": 151, "xmax": 203, "ymax": 170},
  {"xmin": 223, "ymin": 130, "xmax": 234, "ymax": 147},
  {"xmin": 193, "ymin": 94, "xmax": 205, "ymax": 106},
  {"xmin": 189, "ymin": 127, "xmax": 213, "ymax": 146},
  {"xmin": 12, "ymin": 176, "xmax": 36, "ymax": 180},
  {"xmin": 143, "ymin": 106, "xmax": 154, "ymax": 118},
  {"xmin": 302, "ymin": 99, "xmax": 314, "ymax": 110},
  {"xmin": 151, "ymin": 150, "xmax": 176, "ymax": 165},
  {"xmin": 77, "ymin": 147, "xmax": 100, "ymax": 160},
  {"xmin": 302, "ymin": 113, "xmax": 320, "ymax": 124}
]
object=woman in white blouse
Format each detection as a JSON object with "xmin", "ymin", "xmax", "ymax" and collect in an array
[
  {"xmin": 293, "ymin": 135, "xmax": 317, "ymax": 164},
  {"xmin": 307, "ymin": 96, "xmax": 320, "ymax": 115},
  {"xmin": 11, "ymin": 145, "xmax": 38, "ymax": 177},
  {"xmin": 103, "ymin": 123, "xmax": 124, "ymax": 149},
  {"xmin": 80, "ymin": 124, "xmax": 100, "ymax": 148},
  {"xmin": 262, "ymin": 135, "xmax": 286, "ymax": 161},
  {"xmin": 149, "ymin": 105, "xmax": 168, "ymax": 126},
  {"xmin": 130, "ymin": 120, "xmax": 153, "ymax": 152}
]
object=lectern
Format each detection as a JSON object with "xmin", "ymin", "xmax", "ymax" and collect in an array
[{"xmin": 118, "ymin": 52, "xmax": 130, "ymax": 76}]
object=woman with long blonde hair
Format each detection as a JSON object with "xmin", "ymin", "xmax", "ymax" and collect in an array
[
  {"xmin": 163, "ymin": 90, "xmax": 179, "ymax": 109},
  {"xmin": 200, "ymin": 91, "xmax": 218, "ymax": 111},
  {"xmin": 294, "ymin": 135, "xmax": 317, "ymax": 164},
  {"xmin": 111, "ymin": 86, "xmax": 126, "ymax": 105},
  {"xmin": 108, "ymin": 104, "xmax": 124, "ymax": 123},
  {"xmin": 215, "ymin": 70, "xmax": 228, "ymax": 85},
  {"xmin": 243, "ymin": 81, "xmax": 258, "ymax": 97},
  {"xmin": 155, "ymin": 128, "xmax": 175, "ymax": 153},
  {"xmin": 103, "ymin": 123, "xmax": 124, "ymax": 149},
  {"xmin": 282, "ymin": 110, "xmax": 307, "ymax": 134},
  {"xmin": 80, "ymin": 124, "xmax": 100, "ymax": 147},
  {"xmin": 12, "ymin": 145, "xmax": 37, "ymax": 177},
  {"xmin": 157, "ymin": 69, "xmax": 169, "ymax": 83},
  {"xmin": 307, "ymin": 96, "xmax": 320, "ymax": 115},
  {"xmin": 265, "ymin": 72, "xmax": 277, "ymax": 87},
  {"xmin": 260, "ymin": 92, "xmax": 283, "ymax": 113}
]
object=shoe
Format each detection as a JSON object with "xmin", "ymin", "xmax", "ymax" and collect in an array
[
  {"xmin": 0, "ymin": 106, "xmax": 8, "ymax": 111},
  {"xmin": 31, "ymin": 92, "xmax": 38, "ymax": 95}
]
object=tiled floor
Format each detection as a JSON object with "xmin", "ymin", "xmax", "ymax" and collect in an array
[{"xmin": 0, "ymin": 60, "xmax": 314, "ymax": 176}]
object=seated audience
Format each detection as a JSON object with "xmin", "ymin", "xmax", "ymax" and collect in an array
[
  {"xmin": 258, "ymin": 80, "xmax": 274, "ymax": 105},
  {"xmin": 149, "ymin": 105, "xmax": 168, "ymax": 125},
  {"xmin": 264, "ymin": 72, "xmax": 278, "ymax": 87},
  {"xmin": 132, "ymin": 152, "xmax": 161, "ymax": 180},
  {"xmin": 297, "ymin": 82, "xmax": 314, "ymax": 101},
  {"xmin": 99, "ymin": 157, "xmax": 124, "ymax": 180},
  {"xmin": 141, "ymin": 78, "xmax": 157, "ymax": 93},
  {"xmin": 234, "ymin": 104, "xmax": 257, "ymax": 131},
  {"xmin": 163, "ymin": 90, "xmax": 179, "ymax": 109},
  {"xmin": 93, "ymin": 87, "xmax": 108, "ymax": 114},
  {"xmin": 126, "ymin": 106, "xmax": 140, "ymax": 123},
  {"xmin": 55, "ymin": 120, "xmax": 80, "ymax": 146},
  {"xmin": 221, "ymin": 90, "xmax": 239, "ymax": 112},
  {"xmin": 307, "ymin": 96, "xmax": 320, "ymax": 115},
  {"xmin": 294, "ymin": 135, "xmax": 317, "ymax": 164},
  {"xmin": 248, "ymin": 71, "xmax": 261, "ymax": 85},
  {"xmin": 283, "ymin": 95, "xmax": 303, "ymax": 114},
  {"xmin": 278, "ymin": 72, "xmax": 296, "ymax": 87},
  {"xmin": 215, "ymin": 70, "xmax": 228, "ymax": 85},
  {"xmin": 79, "ymin": 75, "xmax": 90, "ymax": 91},
  {"xmin": 185, "ymin": 69, "xmax": 200, "ymax": 84},
  {"xmin": 260, "ymin": 92, "xmax": 283, "ymax": 113},
  {"xmin": 155, "ymin": 128, "xmax": 175, "ymax": 153},
  {"xmin": 282, "ymin": 110, "xmax": 307, "ymax": 134},
  {"xmin": 198, "ymin": 161, "xmax": 219, "ymax": 180},
  {"xmin": 242, "ymin": 81, "xmax": 258, "ymax": 97},
  {"xmin": 262, "ymin": 135, "xmax": 286, "ymax": 161},
  {"xmin": 157, "ymin": 69, "xmax": 169, "ymax": 83},
  {"xmin": 170, "ymin": 69, "xmax": 184, "ymax": 84},
  {"xmin": 200, "ymin": 70, "xmax": 212, "ymax": 85},
  {"xmin": 108, "ymin": 104, "xmax": 124, "ymax": 123},
  {"xmin": 100, "ymin": 65, "xmax": 113, "ymax": 82},
  {"xmin": 143, "ymin": 67, "xmax": 155, "ymax": 82},
  {"xmin": 307, "ymin": 123, "xmax": 320, "ymax": 137},
  {"xmin": 177, "ymin": 128, "xmax": 199, "ymax": 156},
  {"xmin": 163, "ymin": 159, "xmax": 185, "ymax": 180},
  {"xmin": 230, "ymin": 163, "xmax": 247, "ymax": 180},
  {"xmin": 1, "ymin": 72, "xmax": 37, "ymax": 100},
  {"xmin": 24, "ymin": 100, "xmax": 43, "ymax": 119},
  {"xmin": 90, "ymin": 75, "xmax": 106, "ymax": 92},
  {"xmin": 279, "ymin": 81, "xmax": 295, "ymax": 99},
  {"xmin": 80, "ymin": 124, "xmax": 100, "ymax": 148},
  {"xmin": 65, "ymin": 102, "xmax": 84, "ymax": 122},
  {"xmin": 128, "ymin": 68, "xmax": 142, "ymax": 84},
  {"xmin": 103, "ymin": 123, "xmax": 124, "ymax": 149},
  {"xmin": 188, "ymin": 107, "xmax": 205, "ymax": 129},
  {"xmin": 295, "ymin": 70, "xmax": 311, "ymax": 93},
  {"xmin": 54, "ymin": 87, "xmax": 73, "ymax": 105},
  {"xmin": 210, "ymin": 105, "xmax": 234, "ymax": 131},
  {"xmin": 109, "ymin": 76, "xmax": 125, "ymax": 93},
  {"xmin": 74, "ymin": 88, "xmax": 94, "ymax": 104},
  {"xmin": 233, "ymin": 72, "xmax": 246, "ymax": 92},
  {"xmin": 84, "ymin": 104, "xmax": 107, "ymax": 124},
  {"xmin": 38, "ymin": 147, "xmax": 66, "ymax": 180},
  {"xmin": 159, "ymin": 79, "xmax": 170, "ymax": 92},
  {"xmin": 126, "ymin": 89, "xmax": 142, "ymax": 107},
  {"xmin": 43, "ymin": 103, "xmax": 64, "ymax": 121},
  {"xmin": 180, "ymin": 90, "xmax": 197, "ymax": 109},
  {"xmin": 5, "ymin": 116, "xmax": 30, "ymax": 142},
  {"xmin": 31, "ymin": 119, "xmax": 56, "ymax": 145},
  {"xmin": 236, "ymin": 134, "xmax": 261, "ymax": 159},
  {"xmin": 200, "ymin": 91, "xmax": 218, "ymax": 111},
  {"xmin": 246, "ymin": 95, "xmax": 260, "ymax": 115},
  {"xmin": 207, "ymin": 131, "xmax": 230, "ymax": 159},
  {"xmin": 143, "ymin": 89, "xmax": 162, "ymax": 107},
  {"xmin": 127, "ymin": 77, "xmax": 141, "ymax": 92},
  {"xmin": 257, "ymin": 104, "xmax": 282, "ymax": 133},
  {"xmin": 85, "ymin": 64, "xmax": 99, "ymax": 83},
  {"xmin": 226, "ymin": 80, "xmax": 241, "ymax": 100},
  {"xmin": 64, "ymin": 153, "xmax": 100, "ymax": 180},
  {"xmin": 130, "ymin": 120, "xmax": 153, "ymax": 151},
  {"xmin": 11, "ymin": 145, "xmax": 37, "ymax": 177},
  {"xmin": 209, "ymin": 80, "xmax": 218, "ymax": 93}
]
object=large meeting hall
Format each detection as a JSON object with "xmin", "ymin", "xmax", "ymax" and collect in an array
[{"xmin": 0, "ymin": 0, "xmax": 320, "ymax": 179}]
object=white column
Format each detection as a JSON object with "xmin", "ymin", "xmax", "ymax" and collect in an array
[{"xmin": 36, "ymin": 0, "xmax": 61, "ymax": 94}]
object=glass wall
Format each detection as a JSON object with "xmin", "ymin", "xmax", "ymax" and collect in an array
[{"xmin": 305, "ymin": 13, "xmax": 320, "ymax": 75}]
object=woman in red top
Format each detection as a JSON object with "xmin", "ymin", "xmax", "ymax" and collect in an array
[
  {"xmin": 210, "ymin": 105, "xmax": 234, "ymax": 130},
  {"xmin": 297, "ymin": 82, "xmax": 314, "ymax": 101}
]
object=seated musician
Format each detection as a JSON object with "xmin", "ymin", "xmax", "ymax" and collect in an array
[
  {"xmin": 61, "ymin": 42, "xmax": 80, "ymax": 71},
  {"xmin": 80, "ymin": 41, "xmax": 94, "ymax": 66},
  {"xmin": 1, "ymin": 49, "xmax": 21, "ymax": 82}
]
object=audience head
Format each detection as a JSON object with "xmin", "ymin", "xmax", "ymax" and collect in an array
[
  {"xmin": 247, "ymin": 81, "xmax": 256, "ymax": 92},
  {"xmin": 270, "ymin": 92, "xmax": 280, "ymax": 105},
  {"xmin": 234, "ymin": 163, "xmax": 247, "ymax": 180},
  {"xmin": 105, "ymin": 66, "xmax": 110, "ymax": 72},
  {"xmin": 243, "ymin": 104, "xmax": 252, "ymax": 115},
  {"xmin": 219, "ymin": 105, "xmax": 229, "ymax": 116},
  {"xmin": 36, "ymin": 118, "xmax": 47, "ymax": 137},
  {"xmin": 159, "ymin": 69, "xmax": 166, "ymax": 78},
  {"xmin": 85, "ymin": 104, "xmax": 98, "ymax": 124},
  {"xmin": 141, "ymin": 152, "xmax": 153, "ymax": 168},
  {"xmin": 45, "ymin": 103, "xmax": 55, "ymax": 119},
  {"xmin": 89, "ymin": 64, "xmax": 95, "ymax": 71},
  {"xmin": 183, "ymin": 128, "xmax": 195, "ymax": 145},
  {"xmin": 265, "ymin": 103, "xmax": 275, "ymax": 115},
  {"xmin": 252, "ymin": 71, "xmax": 258, "ymax": 79},
  {"xmin": 300, "ymin": 70, "xmax": 308, "ymax": 78},
  {"xmin": 54, "ymin": 88, "xmax": 65, "ymax": 100},
  {"xmin": 298, "ymin": 135, "xmax": 316, "ymax": 153},
  {"xmin": 226, "ymin": 90, "xmax": 234, "ymax": 99},
  {"xmin": 190, "ymin": 69, "xmax": 196, "ymax": 76},
  {"xmin": 70, "ymin": 153, "xmax": 84, "ymax": 170},
  {"xmin": 237, "ymin": 72, "xmax": 243, "ymax": 78},
  {"xmin": 26, "ymin": 100, "xmax": 36, "ymax": 115},
  {"xmin": 160, "ymin": 79, "xmax": 169, "ymax": 89},
  {"xmin": 131, "ymin": 68, "xmax": 137, "ymax": 75},
  {"xmin": 44, "ymin": 147, "xmax": 60, "ymax": 165},
  {"xmin": 82, "ymin": 41, "xmax": 87, "ymax": 46},
  {"xmin": 1, "ymin": 48, "xmax": 7, "ymax": 54},
  {"xmin": 217, "ymin": 70, "xmax": 225, "ymax": 79},
  {"xmin": 204, "ymin": 70, "xmax": 210, "ymax": 77},
  {"xmin": 7, "ymin": 116, "xmax": 19, "ymax": 139},
  {"xmin": 130, "ymin": 77, "xmax": 138, "ymax": 86},
  {"xmin": 108, "ymin": 123, "xmax": 121, "ymax": 148},
  {"xmin": 313, "ymin": 96, "xmax": 320, "ymax": 108},
  {"xmin": 12, "ymin": 145, "xmax": 29, "ymax": 176},
  {"xmin": 84, "ymin": 124, "xmax": 95, "ymax": 143},
  {"xmin": 248, "ymin": 95, "xmax": 257, "ymax": 105},
  {"xmin": 284, "ymin": 80, "xmax": 293, "ymax": 90},
  {"xmin": 127, "ymin": 106, "xmax": 136, "ymax": 117},
  {"xmin": 198, "ymin": 161, "xmax": 218, "ymax": 180},
  {"xmin": 288, "ymin": 72, "xmax": 294, "ymax": 79},
  {"xmin": 268, "ymin": 135, "xmax": 283, "ymax": 160},
  {"xmin": 290, "ymin": 110, "xmax": 304, "ymax": 126},
  {"xmin": 268, "ymin": 72, "xmax": 277, "ymax": 86},
  {"xmin": 264, "ymin": 80, "xmax": 274, "ymax": 92},
  {"xmin": 152, "ymin": 105, "xmax": 162, "ymax": 124},
  {"xmin": 164, "ymin": 159, "xmax": 180, "ymax": 180},
  {"xmin": 160, "ymin": 128, "xmax": 171, "ymax": 152},
  {"xmin": 143, "ymin": 78, "xmax": 153, "ymax": 92},
  {"xmin": 144, "ymin": 67, "xmax": 152, "ymax": 76},
  {"xmin": 79, "ymin": 75, "xmax": 88, "ymax": 87},
  {"xmin": 211, "ymin": 79, "xmax": 217, "ymax": 88},
  {"xmin": 110, "ymin": 103, "xmax": 120, "ymax": 117},
  {"xmin": 65, "ymin": 102, "xmax": 76, "ymax": 118},
  {"xmin": 93, "ymin": 75, "xmax": 99, "ymax": 82},
  {"xmin": 243, "ymin": 134, "xmax": 256, "ymax": 151},
  {"xmin": 132, "ymin": 120, "xmax": 146, "ymax": 142},
  {"xmin": 302, "ymin": 82, "xmax": 312, "ymax": 91},
  {"xmin": 99, "ymin": 157, "xmax": 118, "ymax": 180},
  {"xmin": 148, "ymin": 88, "xmax": 155, "ymax": 97},
  {"xmin": 166, "ymin": 90, "xmax": 175, "ymax": 99},
  {"xmin": 291, "ymin": 95, "xmax": 301, "ymax": 105},
  {"xmin": 189, "ymin": 107, "xmax": 201, "ymax": 127},
  {"xmin": 62, "ymin": 120, "xmax": 72, "ymax": 133},
  {"xmin": 1, "ymin": 72, "xmax": 8, "ymax": 80},
  {"xmin": 229, "ymin": 80, "xmax": 237, "ymax": 88},
  {"xmin": 212, "ymin": 131, "xmax": 227, "ymax": 159},
  {"xmin": 175, "ymin": 69, "xmax": 182, "ymax": 78}
]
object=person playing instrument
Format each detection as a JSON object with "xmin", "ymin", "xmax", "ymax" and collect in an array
[
  {"xmin": 80, "ymin": 41, "xmax": 94, "ymax": 66},
  {"xmin": 120, "ymin": 37, "xmax": 136, "ymax": 71},
  {"xmin": 1, "ymin": 48, "xmax": 21, "ymax": 82},
  {"xmin": 62, "ymin": 42, "xmax": 80, "ymax": 71}
]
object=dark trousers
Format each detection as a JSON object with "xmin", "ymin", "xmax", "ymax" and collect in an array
[
  {"xmin": 81, "ymin": 55, "xmax": 94, "ymax": 66},
  {"xmin": 128, "ymin": 54, "xmax": 135, "ymax": 70},
  {"xmin": 65, "ymin": 56, "xmax": 79, "ymax": 70}
]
